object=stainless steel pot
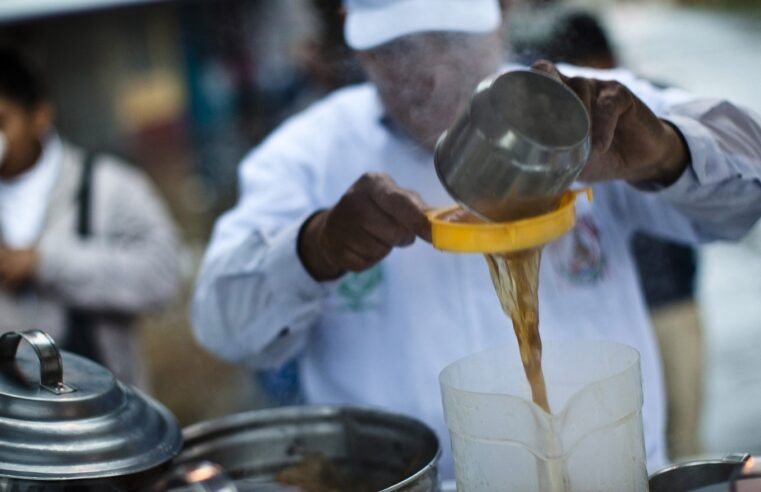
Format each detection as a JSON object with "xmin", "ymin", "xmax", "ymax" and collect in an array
[
  {"xmin": 151, "ymin": 461, "xmax": 239, "ymax": 492},
  {"xmin": 0, "ymin": 329, "xmax": 182, "ymax": 491},
  {"xmin": 173, "ymin": 406, "xmax": 441, "ymax": 492},
  {"xmin": 434, "ymin": 69, "xmax": 590, "ymax": 222},
  {"xmin": 649, "ymin": 453, "xmax": 761, "ymax": 492}
]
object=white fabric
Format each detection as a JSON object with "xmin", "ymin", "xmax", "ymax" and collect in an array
[
  {"xmin": 192, "ymin": 66, "xmax": 761, "ymax": 479},
  {"xmin": 344, "ymin": 0, "xmax": 501, "ymax": 50},
  {"xmin": 0, "ymin": 141, "xmax": 181, "ymax": 387},
  {"xmin": 0, "ymin": 134, "xmax": 61, "ymax": 248}
]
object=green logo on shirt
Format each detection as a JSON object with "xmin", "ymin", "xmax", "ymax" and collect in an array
[{"xmin": 336, "ymin": 265, "xmax": 383, "ymax": 312}]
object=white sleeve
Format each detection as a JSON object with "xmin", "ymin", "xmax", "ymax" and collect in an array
[
  {"xmin": 38, "ymin": 160, "xmax": 182, "ymax": 312},
  {"xmin": 191, "ymin": 124, "xmax": 330, "ymax": 369},
  {"xmin": 614, "ymin": 99, "xmax": 761, "ymax": 243},
  {"xmin": 656, "ymin": 100, "xmax": 761, "ymax": 240},
  {"xmin": 561, "ymin": 65, "xmax": 761, "ymax": 243}
]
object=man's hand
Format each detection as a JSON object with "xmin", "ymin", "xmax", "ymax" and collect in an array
[
  {"xmin": 532, "ymin": 60, "xmax": 689, "ymax": 185},
  {"xmin": 298, "ymin": 173, "xmax": 432, "ymax": 281},
  {"xmin": 0, "ymin": 246, "xmax": 39, "ymax": 290}
]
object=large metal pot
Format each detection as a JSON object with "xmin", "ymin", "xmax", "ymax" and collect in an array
[
  {"xmin": 649, "ymin": 453, "xmax": 761, "ymax": 492},
  {"xmin": 173, "ymin": 406, "xmax": 441, "ymax": 491},
  {"xmin": 434, "ymin": 69, "xmax": 590, "ymax": 222},
  {"xmin": 0, "ymin": 329, "xmax": 183, "ymax": 491}
]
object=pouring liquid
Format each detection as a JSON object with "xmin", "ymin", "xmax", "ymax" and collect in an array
[
  {"xmin": 485, "ymin": 249, "xmax": 570, "ymax": 491},
  {"xmin": 439, "ymin": 207, "xmax": 553, "ymax": 413},
  {"xmin": 485, "ymin": 250, "xmax": 549, "ymax": 414},
  {"xmin": 438, "ymin": 206, "xmax": 574, "ymax": 489}
]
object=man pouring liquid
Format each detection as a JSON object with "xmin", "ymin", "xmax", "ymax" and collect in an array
[{"xmin": 191, "ymin": 0, "xmax": 761, "ymax": 478}]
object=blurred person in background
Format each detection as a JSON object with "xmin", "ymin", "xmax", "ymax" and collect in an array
[
  {"xmin": 192, "ymin": 0, "xmax": 761, "ymax": 477},
  {"xmin": 509, "ymin": 8, "xmax": 617, "ymax": 68},
  {"xmin": 508, "ymin": 7, "xmax": 704, "ymax": 460},
  {"xmin": 0, "ymin": 48, "xmax": 181, "ymax": 387}
]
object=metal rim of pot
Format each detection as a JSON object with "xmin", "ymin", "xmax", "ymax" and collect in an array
[
  {"xmin": 177, "ymin": 405, "xmax": 441, "ymax": 491},
  {"xmin": 150, "ymin": 461, "xmax": 239, "ymax": 492},
  {"xmin": 648, "ymin": 453, "xmax": 761, "ymax": 492},
  {"xmin": 0, "ymin": 329, "xmax": 183, "ymax": 483}
]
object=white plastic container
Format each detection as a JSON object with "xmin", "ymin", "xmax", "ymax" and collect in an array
[{"xmin": 440, "ymin": 341, "xmax": 647, "ymax": 491}]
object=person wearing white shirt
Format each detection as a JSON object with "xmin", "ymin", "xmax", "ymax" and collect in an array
[
  {"xmin": 191, "ymin": 0, "xmax": 761, "ymax": 478},
  {"xmin": 0, "ymin": 48, "xmax": 181, "ymax": 386}
]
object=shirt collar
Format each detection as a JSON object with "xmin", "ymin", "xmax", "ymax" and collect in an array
[{"xmin": 0, "ymin": 132, "xmax": 62, "ymax": 194}]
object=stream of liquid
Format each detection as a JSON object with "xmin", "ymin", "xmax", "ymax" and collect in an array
[
  {"xmin": 487, "ymin": 248, "xmax": 572, "ymax": 491},
  {"xmin": 484, "ymin": 249, "xmax": 550, "ymax": 414},
  {"xmin": 440, "ymin": 207, "xmax": 552, "ymax": 413},
  {"xmin": 442, "ymin": 207, "xmax": 569, "ymax": 490}
]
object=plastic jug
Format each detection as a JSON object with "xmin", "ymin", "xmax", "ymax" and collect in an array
[{"xmin": 439, "ymin": 341, "xmax": 648, "ymax": 491}]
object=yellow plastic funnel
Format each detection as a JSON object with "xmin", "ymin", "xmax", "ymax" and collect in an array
[{"xmin": 427, "ymin": 188, "xmax": 593, "ymax": 254}]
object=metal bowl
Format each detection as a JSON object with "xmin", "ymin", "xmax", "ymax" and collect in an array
[
  {"xmin": 434, "ymin": 69, "xmax": 590, "ymax": 222},
  {"xmin": 174, "ymin": 406, "xmax": 441, "ymax": 492}
]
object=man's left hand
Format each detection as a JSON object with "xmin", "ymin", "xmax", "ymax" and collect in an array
[
  {"xmin": 532, "ymin": 60, "xmax": 689, "ymax": 185},
  {"xmin": 0, "ymin": 246, "xmax": 39, "ymax": 290}
]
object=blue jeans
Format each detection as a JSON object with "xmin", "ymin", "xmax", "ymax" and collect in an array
[{"xmin": 257, "ymin": 358, "xmax": 303, "ymax": 406}]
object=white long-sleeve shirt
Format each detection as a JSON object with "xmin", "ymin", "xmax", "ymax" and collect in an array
[{"xmin": 191, "ymin": 65, "xmax": 761, "ymax": 478}]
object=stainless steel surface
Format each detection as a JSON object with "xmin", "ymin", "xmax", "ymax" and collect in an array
[
  {"xmin": 175, "ymin": 406, "xmax": 441, "ymax": 492},
  {"xmin": 434, "ymin": 69, "xmax": 590, "ymax": 222},
  {"xmin": 649, "ymin": 453, "xmax": 754, "ymax": 492},
  {"xmin": 0, "ymin": 330, "xmax": 74, "ymax": 394},
  {"xmin": 0, "ymin": 329, "xmax": 182, "ymax": 483},
  {"xmin": 152, "ymin": 461, "xmax": 239, "ymax": 492}
]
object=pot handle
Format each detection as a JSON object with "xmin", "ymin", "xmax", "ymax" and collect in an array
[
  {"xmin": 0, "ymin": 330, "xmax": 75, "ymax": 395},
  {"xmin": 151, "ymin": 461, "xmax": 238, "ymax": 492}
]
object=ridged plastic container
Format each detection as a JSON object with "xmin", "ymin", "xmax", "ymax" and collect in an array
[{"xmin": 440, "ymin": 341, "xmax": 647, "ymax": 491}]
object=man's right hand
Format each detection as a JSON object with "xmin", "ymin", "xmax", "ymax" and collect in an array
[{"xmin": 298, "ymin": 173, "xmax": 432, "ymax": 281}]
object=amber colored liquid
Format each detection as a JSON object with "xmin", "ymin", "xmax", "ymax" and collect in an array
[
  {"xmin": 485, "ymin": 249, "xmax": 550, "ymax": 414},
  {"xmin": 442, "ymin": 208, "xmax": 568, "ymax": 489},
  {"xmin": 439, "ymin": 207, "xmax": 551, "ymax": 413}
]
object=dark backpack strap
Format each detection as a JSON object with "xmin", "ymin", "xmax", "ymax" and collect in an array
[
  {"xmin": 76, "ymin": 152, "xmax": 95, "ymax": 237},
  {"xmin": 63, "ymin": 153, "xmax": 104, "ymax": 365}
]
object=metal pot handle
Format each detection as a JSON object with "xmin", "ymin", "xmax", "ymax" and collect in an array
[{"xmin": 0, "ymin": 330, "xmax": 75, "ymax": 394}]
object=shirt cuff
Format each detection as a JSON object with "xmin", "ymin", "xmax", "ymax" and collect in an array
[
  {"xmin": 250, "ymin": 220, "xmax": 328, "ymax": 364},
  {"xmin": 640, "ymin": 114, "xmax": 728, "ymax": 201},
  {"xmin": 666, "ymin": 113, "xmax": 731, "ymax": 180},
  {"xmin": 265, "ymin": 219, "xmax": 329, "ymax": 303},
  {"xmin": 212, "ymin": 220, "xmax": 328, "ymax": 359}
]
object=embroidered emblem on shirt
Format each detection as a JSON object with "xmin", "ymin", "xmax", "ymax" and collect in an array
[
  {"xmin": 336, "ymin": 265, "xmax": 383, "ymax": 312},
  {"xmin": 548, "ymin": 214, "xmax": 606, "ymax": 285}
]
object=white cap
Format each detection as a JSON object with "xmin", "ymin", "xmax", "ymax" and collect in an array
[{"xmin": 344, "ymin": 0, "xmax": 502, "ymax": 51}]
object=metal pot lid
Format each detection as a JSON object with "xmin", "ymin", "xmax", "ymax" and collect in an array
[{"xmin": 0, "ymin": 330, "xmax": 182, "ymax": 481}]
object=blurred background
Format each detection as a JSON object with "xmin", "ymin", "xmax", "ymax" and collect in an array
[{"xmin": 1, "ymin": 0, "xmax": 759, "ymax": 464}]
